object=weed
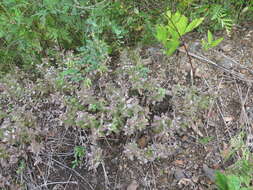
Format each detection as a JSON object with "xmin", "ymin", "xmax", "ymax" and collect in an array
[
  {"xmin": 216, "ymin": 131, "xmax": 253, "ymax": 190},
  {"xmin": 72, "ymin": 146, "xmax": 86, "ymax": 169},
  {"xmin": 16, "ymin": 160, "xmax": 26, "ymax": 175},
  {"xmin": 215, "ymin": 166, "xmax": 253, "ymax": 190},
  {"xmin": 198, "ymin": 136, "xmax": 214, "ymax": 144},
  {"xmin": 202, "ymin": 30, "xmax": 223, "ymax": 51}
]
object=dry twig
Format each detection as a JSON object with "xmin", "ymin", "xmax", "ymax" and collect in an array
[{"xmin": 178, "ymin": 47, "xmax": 253, "ymax": 83}]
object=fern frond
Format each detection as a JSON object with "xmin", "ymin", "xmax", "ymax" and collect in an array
[{"xmin": 210, "ymin": 4, "xmax": 233, "ymax": 34}]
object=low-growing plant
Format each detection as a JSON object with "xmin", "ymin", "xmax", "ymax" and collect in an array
[
  {"xmin": 202, "ymin": 30, "xmax": 224, "ymax": 51},
  {"xmin": 216, "ymin": 131, "xmax": 253, "ymax": 190},
  {"xmin": 16, "ymin": 160, "xmax": 26, "ymax": 175},
  {"xmin": 198, "ymin": 136, "xmax": 214, "ymax": 144},
  {"xmin": 209, "ymin": 4, "xmax": 234, "ymax": 34},
  {"xmin": 0, "ymin": 0, "xmax": 172, "ymax": 73},
  {"xmin": 215, "ymin": 161, "xmax": 253, "ymax": 190},
  {"xmin": 72, "ymin": 146, "xmax": 86, "ymax": 169},
  {"xmin": 174, "ymin": 1, "xmax": 253, "ymax": 34},
  {"xmin": 216, "ymin": 172, "xmax": 245, "ymax": 190},
  {"xmin": 172, "ymin": 85, "xmax": 212, "ymax": 121}
]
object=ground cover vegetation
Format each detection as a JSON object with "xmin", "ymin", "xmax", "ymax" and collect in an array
[{"xmin": 1, "ymin": 0, "xmax": 253, "ymax": 189}]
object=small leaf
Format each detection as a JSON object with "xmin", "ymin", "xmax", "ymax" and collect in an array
[
  {"xmin": 167, "ymin": 25, "xmax": 179, "ymax": 39},
  {"xmin": 156, "ymin": 25, "xmax": 168, "ymax": 43},
  {"xmin": 166, "ymin": 10, "xmax": 172, "ymax": 19},
  {"xmin": 185, "ymin": 17, "xmax": 204, "ymax": 33},
  {"xmin": 0, "ymin": 31, "xmax": 4, "ymax": 38},
  {"xmin": 201, "ymin": 39, "xmax": 208, "ymax": 51},
  {"xmin": 207, "ymin": 30, "xmax": 213, "ymax": 44},
  {"xmin": 165, "ymin": 39, "xmax": 180, "ymax": 55},
  {"xmin": 177, "ymin": 15, "xmax": 188, "ymax": 35},
  {"xmin": 172, "ymin": 11, "xmax": 182, "ymax": 23},
  {"xmin": 61, "ymin": 68, "xmax": 79, "ymax": 76},
  {"xmin": 211, "ymin": 37, "xmax": 223, "ymax": 47}
]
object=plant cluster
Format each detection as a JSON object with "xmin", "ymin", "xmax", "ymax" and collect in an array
[{"xmin": 215, "ymin": 132, "xmax": 253, "ymax": 190}]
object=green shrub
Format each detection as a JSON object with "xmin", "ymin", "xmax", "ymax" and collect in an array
[
  {"xmin": 0, "ymin": 0, "xmax": 170, "ymax": 73},
  {"xmin": 0, "ymin": 0, "xmax": 85, "ymax": 71}
]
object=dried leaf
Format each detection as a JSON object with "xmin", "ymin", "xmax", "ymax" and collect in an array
[
  {"xmin": 28, "ymin": 140, "xmax": 43, "ymax": 155},
  {"xmin": 221, "ymin": 44, "xmax": 232, "ymax": 52},
  {"xmin": 174, "ymin": 160, "xmax": 184, "ymax": 165},
  {"xmin": 137, "ymin": 135, "xmax": 150, "ymax": 149},
  {"xmin": 224, "ymin": 116, "xmax": 233, "ymax": 123},
  {"xmin": 190, "ymin": 122, "xmax": 203, "ymax": 137}
]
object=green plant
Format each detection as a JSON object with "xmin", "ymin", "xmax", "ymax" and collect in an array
[
  {"xmin": 215, "ymin": 170, "xmax": 253, "ymax": 190},
  {"xmin": 57, "ymin": 38, "xmax": 109, "ymax": 86},
  {"xmin": 222, "ymin": 132, "xmax": 245, "ymax": 162},
  {"xmin": 0, "ymin": 0, "xmax": 162, "ymax": 73},
  {"xmin": 156, "ymin": 10, "xmax": 204, "ymax": 55},
  {"xmin": 202, "ymin": 30, "xmax": 223, "ymax": 51},
  {"xmin": 0, "ymin": 0, "xmax": 86, "ymax": 71},
  {"xmin": 72, "ymin": 146, "xmax": 86, "ymax": 169},
  {"xmin": 198, "ymin": 136, "xmax": 214, "ymax": 144},
  {"xmin": 210, "ymin": 4, "xmax": 233, "ymax": 34},
  {"xmin": 216, "ymin": 131, "xmax": 253, "ymax": 190},
  {"xmin": 216, "ymin": 172, "xmax": 242, "ymax": 190},
  {"xmin": 16, "ymin": 160, "xmax": 26, "ymax": 175},
  {"xmin": 178, "ymin": 1, "xmax": 245, "ymax": 34}
]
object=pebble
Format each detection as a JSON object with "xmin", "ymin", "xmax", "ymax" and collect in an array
[
  {"xmin": 189, "ymin": 41, "xmax": 202, "ymax": 53},
  {"xmin": 246, "ymin": 106, "xmax": 253, "ymax": 119},
  {"xmin": 203, "ymin": 164, "xmax": 216, "ymax": 182},
  {"xmin": 174, "ymin": 169, "xmax": 186, "ymax": 180},
  {"xmin": 221, "ymin": 44, "xmax": 233, "ymax": 52},
  {"xmin": 216, "ymin": 57, "xmax": 234, "ymax": 69}
]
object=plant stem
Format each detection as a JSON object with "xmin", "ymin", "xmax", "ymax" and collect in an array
[{"xmin": 167, "ymin": 15, "xmax": 194, "ymax": 85}]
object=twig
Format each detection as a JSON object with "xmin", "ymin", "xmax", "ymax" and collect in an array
[
  {"xmin": 33, "ymin": 181, "xmax": 78, "ymax": 190},
  {"xmin": 167, "ymin": 16, "xmax": 195, "ymax": 85},
  {"xmin": 236, "ymin": 83, "xmax": 251, "ymax": 124},
  {"xmin": 178, "ymin": 47, "xmax": 253, "ymax": 83},
  {"xmin": 50, "ymin": 158, "xmax": 94, "ymax": 190},
  {"xmin": 64, "ymin": 174, "xmax": 73, "ymax": 190},
  {"xmin": 212, "ymin": 49, "xmax": 253, "ymax": 75},
  {"xmin": 101, "ymin": 161, "xmax": 110, "ymax": 188}
]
